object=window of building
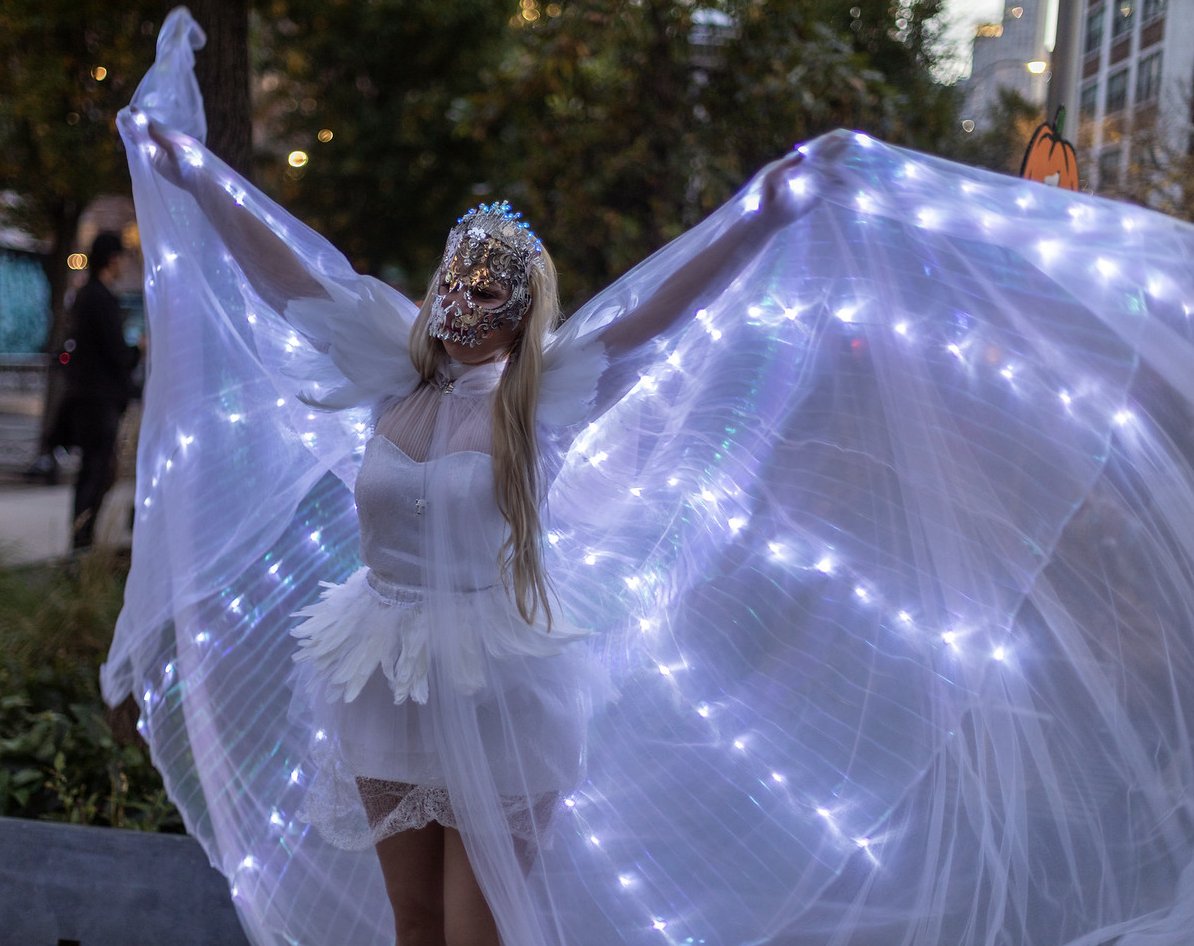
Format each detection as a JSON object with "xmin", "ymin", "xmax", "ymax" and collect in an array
[
  {"xmin": 1112, "ymin": 1, "xmax": 1135, "ymax": 39},
  {"xmin": 1084, "ymin": 5, "xmax": 1105, "ymax": 55},
  {"xmin": 1136, "ymin": 51, "xmax": 1162, "ymax": 102},
  {"xmin": 1098, "ymin": 149, "xmax": 1121, "ymax": 188},
  {"xmin": 1142, "ymin": 0, "xmax": 1166, "ymax": 21},
  {"xmin": 1106, "ymin": 68, "xmax": 1129, "ymax": 112},
  {"xmin": 1080, "ymin": 82, "xmax": 1099, "ymax": 120}
]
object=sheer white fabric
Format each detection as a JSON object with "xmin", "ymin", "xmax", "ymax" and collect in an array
[{"xmin": 104, "ymin": 9, "xmax": 1194, "ymax": 946}]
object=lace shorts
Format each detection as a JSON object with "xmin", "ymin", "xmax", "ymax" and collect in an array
[{"xmin": 355, "ymin": 777, "xmax": 562, "ymax": 843}]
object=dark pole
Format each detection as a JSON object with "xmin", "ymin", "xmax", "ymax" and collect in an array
[{"xmin": 1047, "ymin": 0, "xmax": 1080, "ymax": 122}]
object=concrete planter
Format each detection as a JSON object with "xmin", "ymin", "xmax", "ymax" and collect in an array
[{"xmin": 0, "ymin": 817, "xmax": 248, "ymax": 946}]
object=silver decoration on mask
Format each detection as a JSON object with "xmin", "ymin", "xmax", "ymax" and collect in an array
[{"xmin": 427, "ymin": 201, "xmax": 544, "ymax": 348}]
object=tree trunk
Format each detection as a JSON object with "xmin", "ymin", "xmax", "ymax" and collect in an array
[{"xmin": 190, "ymin": 0, "xmax": 253, "ymax": 182}]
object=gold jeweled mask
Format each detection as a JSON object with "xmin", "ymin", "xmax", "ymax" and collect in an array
[{"xmin": 427, "ymin": 201, "xmax": 544, "ymax": 348}]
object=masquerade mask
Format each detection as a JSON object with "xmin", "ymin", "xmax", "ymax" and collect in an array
[{"xmin": 428, "ymin": 201, "xmax": 544, "ymax": 348}]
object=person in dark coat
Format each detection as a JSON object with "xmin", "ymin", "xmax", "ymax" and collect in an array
[{"xmin": 62, "ymin": 231, "xmax": 140, "ymax": 550}]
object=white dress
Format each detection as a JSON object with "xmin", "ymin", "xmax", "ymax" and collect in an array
[{"xmin": 289, "ymin": 361, "xmax": 605, "ymax": 849}]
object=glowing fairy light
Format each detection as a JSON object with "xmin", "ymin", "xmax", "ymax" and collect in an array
[
  {"xmin": 743, "ymin": 193, "xmax": 761, "ymax": 213},
  {"xmin": 1114, "ymin": 409, "xmax": 1134, "ymax": 427},
  {"xmin": 639, "ymin": 618, "xmax": 656, "ymax": 632},
  {"xmin": 748, "ymin": 304, "xmax": 764, "ymax": 319},
  {"xmin": 658, "ymin": 664, "xmax": 673, "ymax": 677},
  {"xmin": 276, "ymin": 398, "xmax": 286, "ymax": 408},
  {"xmin": 835, "ymin": 303, "xmax": 860, "ymax": 323},
  {"xmin": 771, "ymin": 772, "xmax": 786, "ymax": 784},
  {"xmin": 227, "ymin": 413, "xmax": 243, "ymax": 423},
  {"xmin": 618, "ymin": 874, "xmax": 635, "ymax": 888},
  {"xmin": 768, "ymin": 541, "xmax": 787, "ymax": 561},
  {"xmin": 651, "ymin": 919, "xmax": 668, "ymax": 932},
  {"xmin": 143, "ymin": 497, "xmax": 153, "ymax": 508},
  {"xmin": 143, "ymin": 688, "xmax": 153, "ymax": 704},
  {"xmin": 733, "ymin": 739, "xmax": 746, "ymax": 750},
  {"xmin": 270, "ymin": 810, "xmax": 285, "ymax": 828},
  {"xmin": 788, "ymin": 175, "xmax": 808, "ymax": 196},
  {"xmin": 699, "ymin": 487, "xmax": 716, "ymax": 502},
  {"xmin": 240, "ymin": 855, "xmax": 258, "ymax": 871},
  {"xmin": 1015, "ymin": 192, "xmax": 1034, "ymax": 210},
  {"xmin": 854, "ymin": 132, "xmax": 873, "ymax": 147},
  {"xmin": 624, "ymin": 575, "xmax": 642, "ymax": 590},
  {"xmin": 564, "ymin": 797, "xmax": 577, "ymax": 808},
  {"xmin": 1059, "ymin": 390, "xmax": 1073, "ymax": 406},
  {"xmin": 588, "ymin": 834, "xmax": 601, "ymax": 846},
  {"xmin": 229, "ymin": 596, "xmax": 243, "ymax": 613},
  {"xmin": 1095, "ymin": 257, "xmax": 1118, "ymax": 280},
  {"xmin": 696, "ymin": 703, "xmax": 711, "ymax": 718},
  {"xmin": 897, "ymin": 610, "xmax": 913, "ymax": 624},
  {"xmin": 992, "ymin": 645, "xmax": 1008, "ymax": 662},
  {"xmin": 165, "ymin": 459, "xmax": 173, "ymax": 471},
  {"xmin": 314, "ymin": 729, "xmax": 327, "ymax": 741},
  {"xmin": 667, "ymin": 476, "xmax": 679, "ymax": 487},
  {"xmin": 309, "ymin": 530, "xmax": 321, "ymax": 543},
  {"xmin": 1000, "ymin": 365, "xmax": 1015, "ymax": 381},
  {"xmin": 916, "ymin": 207, "xmax": 940, "ymax": 229},
  {"xmin": 178, "ymin": 433, "xmax": 195, "ymax": 448},
  {"xmin": 289, "ymin": 767, "xmax": 302, "ymax": 785},
  {"xmin": 584, "ymin": 552, "xmax": 598, "ymax": 565},
  {"xmin": 941, "ymin": 630, "xmax": 960, "ymax": 649},
  {"xmin": 728, "ymin": 515, "xmax": 747, "ymax": 533},
  {"xmin": 629, "ymin": 486, "xmax": 643, "ymax": 497},
  {"xmin": 1037, "ymin": 239, "xmax": 1062, "ymax": 264},
  {"xmin": 854, "ymin": 585, "xmax": 870, "ymax": 602},
  {"xmin": 194, "ymin": 631, "xmax": 210, "ymax": 644},
  {"xmin": 855, "ymin": 191, "xmax": 876, "ymax": 213},
  {"xmin": 814, "ymin": 555, "xmax": 834, "ymax": 574},
  {"xmin": 816, "ymin": 806, "xmax": 833, "ymax": 820},
  {"xmin": 947, "ymin": 342, "xmax": 964, "ymax": 360},
  {"xmin": 894, "ymin": 320, "xmax": 909, "ymax": 336},
  {"xmin": 854, "ymin": 836, "xmax": 872, "ymax": 850},
  {"xmin": 268, "ymin": 562, "xmax": 282, "ymax": 575}
]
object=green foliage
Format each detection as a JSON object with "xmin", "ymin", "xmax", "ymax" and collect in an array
[
  {"xmin": 939, "ymin": 87, "xmax": 1043, "ymax": 177},
  {"xmin": 0, "ymin": 1, "xmax": 161, "ymax": 235},
  {"xmin": 255, "ymin": 0, "xmax": 515, "ymax": 290},
  {"xmin": 0, "ymin": 555, "xmax": 182, "ymax": 832},
  {"xmin": 255, "ymin": 0, "xmax": 960, "ymax": 307}
]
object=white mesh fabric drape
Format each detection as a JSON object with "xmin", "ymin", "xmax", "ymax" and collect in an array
[{"xmin": 105, "ymin": 8, "xmax": 1194, "ymax": 945}]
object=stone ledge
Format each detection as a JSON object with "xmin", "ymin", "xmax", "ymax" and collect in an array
[{"xmin": 0, "ymin": 817, "xmax": 248, "ymax": 946}]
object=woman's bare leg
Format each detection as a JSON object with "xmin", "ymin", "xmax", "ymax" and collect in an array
[
  {"xmin": 442, "ymin": 827, "xmax": 501, "ymax": 946},
  {"xmin": 374, "ymin": 823, "xmax": 446, "ymax": 946}
]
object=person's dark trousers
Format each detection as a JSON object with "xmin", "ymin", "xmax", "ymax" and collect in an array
[{"xmin": 69, "ymin": 397, "xmax": 123, "ymax": 549}]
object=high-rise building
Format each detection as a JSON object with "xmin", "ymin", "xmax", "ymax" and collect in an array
[
  {"xmin": 961, "ymin": 0, "xmax": 1052, "ymax": 130},
  {"xmin": 1055, "ymin": 0, "xmax": 1194, "ymax": 193}
]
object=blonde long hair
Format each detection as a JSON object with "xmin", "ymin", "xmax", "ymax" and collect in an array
[{"xmin": 408, "ymin": 250, "xmax": 561, "ymax": 627}]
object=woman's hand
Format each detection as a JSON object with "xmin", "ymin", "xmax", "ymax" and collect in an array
[
  {"xmin": 134, "ymin": 108, "xmax": 199, "ymax": 191},
  {"xmin": 751, "ymin": 150, "xmax": 807, "ymax": 232}
]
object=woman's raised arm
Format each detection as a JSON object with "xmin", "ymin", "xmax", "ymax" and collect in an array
[{"xmin": 596, "ymin": 152, "xmax": 805, "ymax": 357}]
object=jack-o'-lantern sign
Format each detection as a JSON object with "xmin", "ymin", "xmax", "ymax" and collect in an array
[{"xmin": 1020, "ymin": 107, "xmax": 1080, "ymax": 191}]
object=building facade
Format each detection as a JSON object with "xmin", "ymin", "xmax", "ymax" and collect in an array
[
  {"xmin": 1061, "ymin": 0, "xmax": 1194, "ymax": 194},
  {"xmin": 962, "ymin": 0, "xmax": 1052, "ymax": 131}
]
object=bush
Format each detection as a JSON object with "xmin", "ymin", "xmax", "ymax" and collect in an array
[{"xmin": 0, "ymin": 553, "xmax": 182, "ymax": 832}]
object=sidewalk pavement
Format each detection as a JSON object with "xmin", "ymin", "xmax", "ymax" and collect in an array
[{"xmin": 0, "ymin": 478, "xmax": 73, "ymax": 565}]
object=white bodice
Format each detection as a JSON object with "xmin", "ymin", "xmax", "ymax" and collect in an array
[{"xmin": 354, "ymin": 436, "xmax": 506, "ymax": 592}]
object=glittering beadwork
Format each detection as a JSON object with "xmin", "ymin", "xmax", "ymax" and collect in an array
[{"xmin": 428, "ymin": 201, "xmax": 544, "ymax": 348}]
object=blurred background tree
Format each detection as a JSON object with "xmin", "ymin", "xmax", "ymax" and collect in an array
[
  {"xmin": 941, "ymin": 87, "xmax": 1042, "ymax": 177},
  {"xmin": 0, "ymin": 1, "xmax": 160, "ymax": 350},
  {"xmin": 254, "ymin": 0, "xmax": 513, "ymax": 292},
  {"xmin": 257, "ymin": 0, "xmax": 962, "ymax": 306}
]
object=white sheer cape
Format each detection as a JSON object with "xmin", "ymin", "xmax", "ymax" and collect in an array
[{"xmin": 103, "ymin": 9, "xmax": 1194, "ymax": 945}]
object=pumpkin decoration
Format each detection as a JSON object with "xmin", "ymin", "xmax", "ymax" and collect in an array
[{"xmin": 1020, "ymin": 107, "xmax": 1080, "ymax": 191}]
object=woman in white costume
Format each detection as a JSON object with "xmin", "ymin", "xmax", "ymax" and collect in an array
[{"xmin": 104, "ymin": 9, "xmax": 1194, "ymax": 946}]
